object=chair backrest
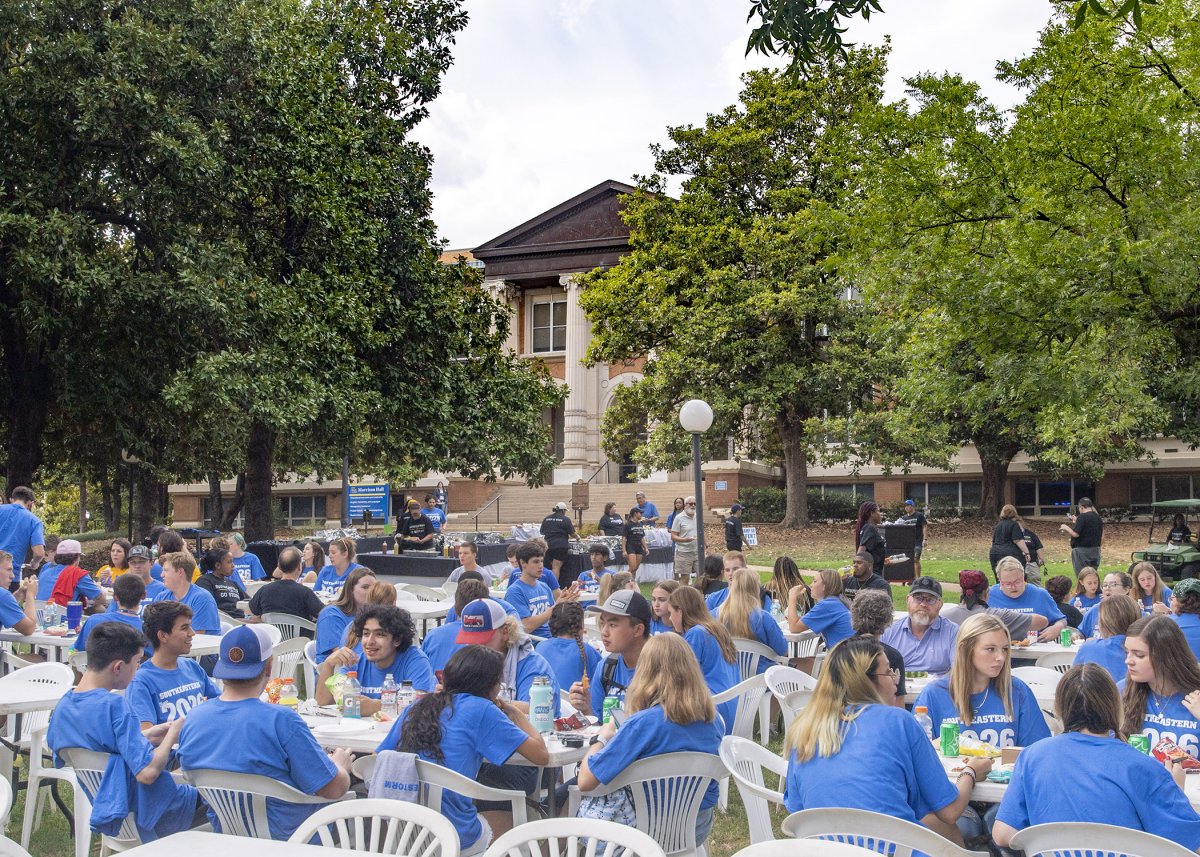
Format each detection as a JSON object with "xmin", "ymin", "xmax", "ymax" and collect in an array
[
  {"xmin": 788, "ymin": 632, "xmax": 822, "ymax": 659},
  {"xmin": 732, "ymin": 842, "xmax": 881, "ymax": 857},
  {"xmin": 287, "ymin": 798, "xmax": 459, "ymax": 856},
  {"xmin": 1033, "ymin": 651, "xmax": 1076, "ymax": 673},
  {"xmin": 0, "ymin": 776, "xmax": 11, "ymax": 830},
  {"xmin": 272, "ymin": 637, "xmax": 308, "ymax": 691},
  {"xmin": 262, "ymin": 613, "xmax": 315, "ymax": 642},
  {"xmin": 398, "ymin": 585, "xmax": 448, "ymax": 603},
  {"xmin": 712, "ymin": 674, "xmax": 769, "ymax": 740},
  {"xmin": 0, "ymin": 662, "xmax": 73, "ymax": 744},
  {"xmin": 718, "ymin": 736, "xmax": 787, "ymax": 845},
  {"xmin": 57, "ymin": 747, "xmax": 140, "ymax": 843},
  {"xmin": 183, "ymin": 768, "xmax": 329, "ymax": 838},
  {"xmin": 484, "ymin": 818, "xmax": 668, "ymax": 857},
  {"xmin": 782, "ymin": 808, "xmax": 990, "ymax": 857},
  {"xmin": 764, "ymin": 665, "xmax": 817, "ymax": 731},
  {"xmin": 1009, "ymin": 821, "xmax": 1197, "ymax": 857},
  {"xmin": 353, "ymin": 756, "xmax": 528, "ymax": 829},
  {"xmin": 303, "ymin": 639, "xmax": 319, "ymax": 696},
  {"xmin": 732, "ymin": 639, "xmax": 779, "ymax": 682},
  {"xmin": 440, "ymin": 581, "xmax": 458, "ymax": 599},
  {"xmin": 1011, "ymin": 666, "xmax": 1063, "ymax": 708}
]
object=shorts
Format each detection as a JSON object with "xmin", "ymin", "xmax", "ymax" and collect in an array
[
  {"xmin": 623, "ymin": 546, "xmax": 645, "ymax": 557},
  {"xmin": 461, "ymin": 815, "xmax": 493, "ymax": 857},
  {"xmin": 674, "ymin": 554, "xmax": 699, "ymax": 581},
  {"xmin": 913, "ymin": 543, "xmax": 923, "ymax": 559},
  {"xmin": 544, "ymin": 546, "xmax": 569, "ymax": 567}
]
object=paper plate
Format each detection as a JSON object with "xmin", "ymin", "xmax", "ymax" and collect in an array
[{"xmin": 313, "ymin": 719, "xmax": 373, "ymax": 737}]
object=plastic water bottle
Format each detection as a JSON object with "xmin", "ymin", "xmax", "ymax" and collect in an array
[
  {"xmin": 342, "ymin": 671, "xmax": 362, "ymax": 719},
  {"xmin": 913, "ymin": 705, "xmax": 933, "ymax": 739},
  {"xmin": 380, "ymin": 674, "xmax": 398, "ymax": 717},
  {"xmin": 398, "ymin": 680, "xmax": 415, "ymax": 714},
  {"xmin": 530, "ymin": 676, "xmax": 554, "ymax": 734}
]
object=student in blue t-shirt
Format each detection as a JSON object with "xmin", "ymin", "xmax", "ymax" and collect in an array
[
  {"xmin": 648, "ymin": 580, "xmax": 679, "ymax": 635},
  {"xmin": 577, "ymin": 545, "xmax": 614, "ymax": 588},
  {"xmin": 667, "ymin": 586, "xmax": 740, "ymax": 733},
  {"xmin": 503, "ymin": 542, "xmax": 579, "ymax": 640},
  {"xmin": 314, "ymin": 567, "xmax": 377, "ymax": 663},
  {"xmin": 1171, "ymin": 578, "xmax": 1200, "ymax": 661},
  {"xmin": 0, "ymin": 549, "xmax": 37, "ymax": 635},
  {"xmin": 1133, "ymin": 561, "xmax": 1173, "ymax": 617},
  {"xmin": 126, "ymin": 601, "xmax": 221, "ymax": 728},
  {"xmin": 1079, "ymin": 571, "xmax": 1134, "ymax": 638},
  {"xmin": 75, "ymin": 575, "xmax": 147, "ymax": 658},
  {"xmin": 1070, "ymin": 567, "xmax": 1102, "ymax": 612},
  {"xmin": 229, "ymin": 533, "xmax": 268, "ymax": 585},
  {"xmin": 316, "ymin": 605, "xmax": 437, "ymax": 713},
  {"xmin": 569, "ymin": 591, "xmax": 653, "ymax": 719},
  {"xmin": 784, "ymin": 637, "xmax": 991, "ymax": 840},
  {"xmin": 504, "ymin": 565, "xmax": 561, "ymax": 597},
  {"xmin": 312, "ymin": 536, "xmax": 365, "ymax": 598},
  {"xmin": 151, "ymin": 552, "xmax": 221, "ymax": 636},
  {"xmin": 1120, "ymin": 615, "xmax": 1200, "ymax": 757},
  {"xmin": 786, "ymin": 570, "xmax": 853, "ymax": 649},
  {"xmin": 578, "ymin": 632, "xmax": 725, "ymax": 849},
  {"xmin": 987, "ymin": 557, "xmax": 1066, "ymax": 641},
  {"xmin": 0, "ymin": 486, "xmax": 45, "ymax": 571},
  {"xmin": 47, "ymin": 622, "xmax": 200, "ymax": 842},
  {"xmin": 35, "ymin": 560, "xmax": 66, "ymax": 602},
  {"xmin": 376, "ymin": 644, "xmax": 548, "ymax": 856},
  {"xmin": 993, "ymin": 663, "xmax": 1200, "ymax": 852},
  {"xmin": 422, "ymin": 495, "xmax": 446, "ymax": 532},
  {"xmin": 1074, "ymin": 595, "xmax": 1141, "ymax": 682},
  {"xmin": 538, "ymin": 601, "xmax": 601, "ymax": 690},
  {"xmin": 717, "ymin": 569, "xmax": 787, "ymax": 671},
  {"xmin": 422, "ymin": 579, "xmax": 489, "ymax": 673},
  {"xmin": 178, "ymin": 625, "xmax": 352, "ymax": 840}
]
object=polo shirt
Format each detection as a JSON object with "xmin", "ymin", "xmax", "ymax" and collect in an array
[{"xmin": 880, "ymin": 616, "xmax": 959, "ymax": 676}]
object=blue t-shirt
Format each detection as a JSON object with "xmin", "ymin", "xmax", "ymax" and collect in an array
[
  {"xmin": 706, "ymin": 588, "xmax": 775, "ymax": 615},
  {"xmin": 1070, "ymin": 593, "xmax": 1102, "ymax": 612},
  {"xmin": 0, "ymin": 503, "xmax": 43, "ymax": 566},
  {"xmin": 424, "ymin": 507, "xmax": 446, "ymax": 532},
  {"xmin": 126, "ymin": 659, "xmax": 221, "ymax": 725},
  {"xmin": 149, "ymin": 562, "xmax": 164, "ymax": 582},
  {"xmin": 507, "ymin": 649, "xmax": 562, "ymax": 717},
  {"xmin": 1139, "ymin": 586, "xmax": 1173, "ymax": 615},
  {"xmin": 914, "ymin": 676, "xmax": 1050, "ymax": 748},
  {"xmin": 682, "ymin": 626, "xmax": 739, "ymax": 734},
  {"xmin": 1117, "ymin": 680, "xmax": 1200, "ymax": 757},
  {"xmin": 48, "ymin": 689, "xmax": 198, "ymax": 842},
  {"xmin": 746, "ymin": 610, "xmax": 789, "ymax": 667},
  {"xmin": 107, "ymin": 581, "xmax": 166, "ymax": 612},
  {"xmin": 996, "ymin": 732, "xmax": 1200, "ymax": 849},
  {"xmin": 649, "ymin": 618, "xmax": 672, "ymax": 636},
  {"xmin": 537, "ymin": 636, "xmax": 601, "ymax": 691},
  {"xmin": 376, "ymin": 693, "xmax": 528, "ymax": 848},
  {"xmin": 315, "ymin": 606, "xmax": 354, "ymax": 664},
  {"xmin": 74, "ymin": 612, "xmax": 144, "ymax": 658},
  {"xmin": 313, "ymin": 562, "xmax": 364, "ymax": 598},
  {"xmin": 636, "ymin": 501, "xmax": 659, "ymax": 522},
  {"xmin": 504, "ymin": 579, "xmax": 554, "ymax": 639},
  {"xmin": 0, "ymin": 588, "xmax": 27, "ymax": 631},
  {"xmin": 152, "ymin": 585, "xmax": 221, "ymax": 635},
  {"xmin": 420, "ymin": 620, "xmax": 462, "ymax": 672},
  {"xmin": 352, "ymin": 646, "xmax": 436, "ymax": 695},
  {"xmin": 1074, "ymin": 635, "xmax": 1128, "ymax": 682},
  {"xmin": 505, "ymin": 567, "xmax": 559, "ymax": 592},
  {"xmin": 801, "ymin": 598, "xmax": 854, "ymax": 649},
  {"xmin": 36, "ymin": 562, "xmax": 65, "ymax": 601},
  {"xmin": 1079, "ymin": 603, "xmax": 1101, "ymax": 638},
  {"xmin": 784, "ymin": 704, "xmax": 958, "ymax": 826},
  {"xmin": 178, "ymin": 698, "xmax": 339, "ymax": 840},
  {"xmin": 232, "ymin": 552, "xmax": 267, "ymax": 585},
  {"xmin": 1175, "ymin": 613, "xmax": 1200, "ymax": 663},
  {"xmin": 577, "ymin": 568, "xmax": 612, "ymax": 586},
  {"xmin": 589, "ymin": 653, "xmax": 636, "ymax": 717},
  {"xmin": 986, "ymin": 585, "xmax": 1066, "ymax": 624},
  {"xmin": 588, "ymin": 705, "xmax": 724, "ymax": 810}
]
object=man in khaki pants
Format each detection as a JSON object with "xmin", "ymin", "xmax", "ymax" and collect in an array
[{"xmin": 670, "ymin": 496, "xmax": 700, "ymax": 584}]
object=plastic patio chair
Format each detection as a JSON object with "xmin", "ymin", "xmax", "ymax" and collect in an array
[
  {"xmin": 353, "ymin": 756, "xmax": 528, "ymax": 828},
  {"xmin": 568, "ymin": 751, "xmax": 727, "ymax": 857},
  {"xmin": 396, "ymin": 584, "xmax": 449, "ymax": 602},
  {"xmin": 732, "ymin": 639, "xmax": 783, "ymax": 741},
  {"xmin": 732, "ymin": 841, "xmax": 880, "ymax": 857},
  {"xmin": 304, "ymin": 639, "xmax": 320, "ymax": 698},
  {"xmin": 1011, "ymin": 666, "xmax": 1063, "ymax": 710},
  {"xmin": 1008, "ymin": 821, "xmax": 1197, "ymax": 857},
  {"xmin": 764, "ymin": 666, "xmax": 817, "ymax": 732},
  {"xmin": 183, "ymin": 768, "xmax": 334, "ymax": 839},
  {"xmin": 718, "ymin": 736, "xmax": 787, "ymax": 845},
  {"xmin": 19, "ymin": 724, "xmax": 80, "ymax": 852},
  {"xmin": 1033, "ymin": 651, "xmax": 1076, "ymax": 673},
  {"xmin": 782, "ymin": 808, "xmax": 989, "ymax": 857},
  {"xmin": 272, "ymin": 637, "xmax": 308, "ymax": 693},
  {"xmin": 0, "ymin": 776, "xmax": 11, "ymax": 834},
  {"xmin": 57, "ymin": 746, "xmax": 143, "ymax": 855},
  {"xmin": 2, "ymin": 662, "xmax": 73, "ymax": 833},
  {"xmin": 287, "ymin": 798, "xmax": 459, "ymax": 856},
  {"xmin": 712, "ymin": 675, "xmax": 770, "ymax": 812},
  {"xmin": 262, "ymin": 612, "xmax": 318, "ymax": 642},
  {"xmin": 484, "ymin": 817, "xmax": 667, "ymax": 857}
]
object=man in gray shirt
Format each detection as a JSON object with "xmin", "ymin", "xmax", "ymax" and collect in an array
[
  {"xmin": 941, "ymin": 569, "xmax": 1048, "ymax": 640},
  {"xmin": 670, "ymin": 495, "xmax": 699, "ymax": 584}
]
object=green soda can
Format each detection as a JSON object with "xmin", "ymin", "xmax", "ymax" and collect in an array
[
  {"xmin": 1128, "ymin": 734, "xmax": 1151, "ymax": 754},
  {"xmin": 602, "ymin": 695, "xmax": 620, "ymax": 725},
  {"xmin": 1060, "ymin": 628, "xmax": 1072, "ymax": 647},
  {"xmin": 940, "ymin": 722, "xmax": 960, "ymax": 757}
]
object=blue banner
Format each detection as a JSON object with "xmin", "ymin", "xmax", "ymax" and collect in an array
[{"xmin": 347, "ymin": 483, "xmax": 390, "ymax": 522}]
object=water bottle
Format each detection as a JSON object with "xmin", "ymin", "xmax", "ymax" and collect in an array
[
  {"xmin": 41, "ymin": 603, "xmax": 54, "ymax": 631},
  {"xmin": 342, "ymin": 671, "xmax": 362, "ymax": 719},
  {"xmin": 279, "ymin": 678, "xmax": 299, "ymax": 711},
  {"xmin": 398, "ymin": 680, "xmax": 415, "ymax": 714},
  {"xmin": 913, "ymin": 705, "xmax": 934, "ymax": 739},
  {"xmin": 530, "ymin": 676, "xmax": 554, "ymax": 734},
  {"xmin": 380, "ymin": 673, "xmax": 398, "ymax": 717}
]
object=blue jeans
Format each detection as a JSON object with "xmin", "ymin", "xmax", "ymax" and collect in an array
[{"xmin": 695, "ymin": 806, "xmax": 715, "ymax": 846}]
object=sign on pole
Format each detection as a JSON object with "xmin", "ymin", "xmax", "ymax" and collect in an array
[{"xmin": 347, "ymin": 484, "xmax": 390, "ymax": 524}]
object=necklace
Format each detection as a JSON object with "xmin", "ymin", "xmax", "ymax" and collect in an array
[
  {"xmin": 972, "ymin": 685, "xmax": 991, "ymax": 716},
  {"xmin": 1150, "ymin": 690, "xmax": 1171, "ymax": 717}
]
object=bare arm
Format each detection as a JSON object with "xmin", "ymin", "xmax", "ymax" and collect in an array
[
  {"xmin": 576, "ymin": 719, "xmax": 617, "ymax": 791},
  {"xmin": 932, "ymin": 758, "xmax": 992, "ymax": 826},
  {"xmin": 12, "ymin": 579, "xmax": 37, "ymax": 635},
  {"xmin": 134, "ymin": 719, "xmax": 183, "ymax": 785},
  {"xmin": 499, "ymin": 698, "xmax": 548, "ymax": 765},
  {"xmin": 315, "ymin": 748, "xmax": 352, "ymax": 799}
]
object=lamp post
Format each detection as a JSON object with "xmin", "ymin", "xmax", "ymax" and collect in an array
[{"xmin": 678, "ymin": 399, "xmax": 713, "ymax": 562}]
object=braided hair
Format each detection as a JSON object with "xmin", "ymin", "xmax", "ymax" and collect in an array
[{"xmin": 549, "ymin": 601, "xmax": 588, "ymax": 681}]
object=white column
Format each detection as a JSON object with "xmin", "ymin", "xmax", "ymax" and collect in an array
[
  {"xmin": 483, "ymin": 277, "xmax": 519, "ymax": 354},
  {"xmin": 556, "ymin": 273, "xmax": 593, "ymax": 482}
]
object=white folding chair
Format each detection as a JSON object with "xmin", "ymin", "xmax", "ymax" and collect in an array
[
  {"xmin": 1009, "ymin": 821, "xmax": 1197, "ymax": 857},
  {"xmin": 712, "ymin": 675, "xmax": 769, "ymax": 812},
  {"xmin": 732, "ymin": 841, "xmax": 880, "ymax": 857},
  {"xmin": 288, "ymin": 798, "xmax": 458, "ymax": 856},
  {"xmin": 782, "ymin": 808, "xmax": 989, "ymax": 857},
  {"xmin": 568, "ymin": 752, "xmax": 726, "ymax": 857},
  {"xmin": 183, "ymin": 768, "xmax": 333, "ymax": 839},
  {"xmin": 399, "ymin": 585, "xmax": 450, "ymax": 602},
  {"xmin": 262, "ymin": 612, "xmax": 317, "ymax": 642},
  {"xmin": 718, "ymin": 736, "xmax": 786, "ymax": 845},
  {"xmin": 273, "ymin": 637, "xmax": 308, "ymax": 693},
  {"xmin": 19, "ymin": 724, "xmax": 81, "ymax": 852},
  {"xmin": 732, "ymin": 639, "xmax": 782, "ymax": 742},
  {"xmin": 304, "ymin": 639, "xmax": 319, "ymax": 699},
  {"xmin": 764, "ymin": 666, "xmax": 817, "ymax": 732},
  {"xmin": 1033, "ymin": 651, "xmax": 1076, "ymax": 673},
  {"xmin": 484, "ymin": 818, "xmax": 667, "ymax": 857},
  {"xmin": 1011, "ymin": 666, "xmax": 1063, "ymax": 711},
  {"xmin": 353, "ymin": 756, "xmax": 527, "ymax": 828},
  {"xmin": 57, "ymin": 746, "xmax": 142, "ymax": 855}
]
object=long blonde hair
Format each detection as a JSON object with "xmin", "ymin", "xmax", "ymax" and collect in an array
[
  {"xmin": 668, "ymin": 586, "xmax": 737, "ymax": 664},
  {"xmin": 784, "ymin": 637, "xmax": 884, "ymax": 762},
  {"xmin": 624, "ymin": 633, "xmax": 716, "ymax": 725},
  {"xmin": 599, "ymin": 571, "xmax": 633, "ymax": 605},
  {"xmin": 719, "ymin": 568, "xmax": 761, "ymax": 639},
  {"xmin": 948, "ymin": 614, "xmax": 1013, "ymax": 726},
  {"xmin": 1131, "ymin": 561, "xmax": 1166, "ymax": 605}
]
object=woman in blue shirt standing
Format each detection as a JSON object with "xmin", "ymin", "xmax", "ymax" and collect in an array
[
  {"xmin": 718, "ymin": 569, "xmax": 787, "ymax": 671},
  {"xmin": 1074, "ymin": 595, "xmax": 1140, "ymax": 682},
  {"xmin": 994, "ymin": 663, "xmax": 1200, "ymax": 852},
  {"xmin": 784, "ymin": 637, "xmax": 991, "ymax": 841},
  {"xmin": 1121, "ymin": 615, "xmax": 1200, "ymax": 757},
  {"xmin": 667, "ymin": 586, "xmax": 740, "ymax": 734}
]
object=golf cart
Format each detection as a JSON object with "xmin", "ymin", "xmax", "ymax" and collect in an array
[{"xmin": 1129, "ymin": 499, "xmax": 1200, "ymax": 582}]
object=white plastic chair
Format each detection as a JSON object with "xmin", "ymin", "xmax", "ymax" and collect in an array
[
  {"xmin": 788, "ymin": 632, "xmax": 822, "ymax": 660},
  {"xmin": 287, "ymin": 798, "xmax": 459, "ymax": 856},
  {"xmin": 1, "ymin": 661, "xmax": 73, "ymax": 812},
  {"xmin": 568, "ymin": 752, "xmax": 726, "ymax": 857},
  {"xmin": 394, "ymin": 590, "xmax": 420, "ymax": 603},
  {"xmin": 1012, "ymin": 666, "xmax": 1063, "ymax": 710},
  {"xmin": 262, "ymin": 612, "xmax": 317, "ymax": 642},
  {"xmin": 353, "ymin": 756, "xmax": 528, "ymax": 828},
  {"xmin": 183, "ymin": 768, "xmax": 333, "ymax": 839},
  {"xmin": 0, "ymin": 833, "xmax": 33, "ymax": 857},
  {"xmin": 1009, "ymin": 821, "xmax": 1197, "ymax": 857},
  {"xmin": 0, "ymin": 776, "xmax": 12, "ymax": 835},
  {"xmin": 303, "ymin": 639, "xmax": 319, "ymax": 698},
  {"xmin": 398, "ymin": 584, "xmax": 450, "ymax": 602},
  {"xmin": 273, "ymin": 637, "xmax": 308, "ymax": 693},
  {"xmin": 1033, "ymin": 651, "xmax": 1076, "ymax": 673},
  {"xmin": 764, "ymin": 666, "xmax": 817, "ymax": 732},
  {"xmin": 732, "ymin": 639, "xmax": 782, "ymax": 741},
  {"xmin": 20, "ymin": 724, "xmax": 81, "ymax": 852},
  {"xmin": 57, "ymin": 746, "xmax": 142, "ymax": 854},
  {"xmin": 732, "ymin": 841, "xmax": 880, "ymax": 857},
  {"xmin": 484, "ymin": 818, "xmax": 667, "ymax": 857},
  {"xmin": 782, "ymin": 808, "xmax": 989, "ymax": 857},
  {"xmin": 712, "ymin": 675, "xmax": 770, "ymax": 812},
  {"xmin": 440, "ymin": 581, "xmax": 458, "ymax": 600},
  {"xmin": 718, "ymin": 736, "xmax": 786, "ymax": 845}
]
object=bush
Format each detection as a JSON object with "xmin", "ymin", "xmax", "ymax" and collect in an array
[
  {"xmin": 739, "ymin": 487, "xmax": 786, "ymax": 522},
  {"xmin": 1098, "ymin": 505, "xmax": 1133, "ymax": 523},
  {"xmin": 806, "ymin": 490, "xmax": 859, "ymax": 522}
]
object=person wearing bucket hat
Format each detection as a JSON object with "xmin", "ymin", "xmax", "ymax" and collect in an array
[
  {"xmin": 177, "ymin": 623, "xmax": 352, "ymax": 839},
  {"xmin": 568, "ymin": 589, "xmax": 652, "ymax": 718},
  {"xmin": 539, "ymin": 502, "xmax": 576, "ymax": 581}
]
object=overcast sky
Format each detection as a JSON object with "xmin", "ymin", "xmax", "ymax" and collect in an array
[{"xmin": 417, "ymin": 0, "xmax": 1055, "ymax": 249}]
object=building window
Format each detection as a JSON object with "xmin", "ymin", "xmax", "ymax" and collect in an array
[
  {"xmin": 531, "ymin": 300, "xmax": 567, "ymax": 353},
  {"xmin": 1130, "ymin": 474, "xmax": 1195, "ymax": 514},
  {"xmin": 904, "ymin": 481, "xmax": 983, "ymax": 510},
  {"xmin": 1013, "ymin": 479, "xmax": 1096, "ymax": 518},
  {"xmin": 542, "ymin": 406, "xmax": 564, "ymax": 463},
  {"xmin": 816, "ymin": 483, "xmax": 874, "ymax": 501},
  {"xmin": 276, "ymin": 495, "xmax": 328, "ymax": 526}
]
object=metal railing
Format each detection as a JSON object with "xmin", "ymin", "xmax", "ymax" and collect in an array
[{"xmin": 472, "ymin": 491, "xmax": 503, "ymax": 531}]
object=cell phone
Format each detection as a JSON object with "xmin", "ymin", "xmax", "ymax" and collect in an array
[
  {"xmin": 20, "ymin": 563, "xmax": 37, "ymax": 579},
  {"xmin": 610, "ymin": 708, "xmax": 627, "ymax": 728}
]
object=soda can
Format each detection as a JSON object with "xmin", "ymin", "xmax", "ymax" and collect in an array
[
  {"xmin": 602, "ymin": 695, "xmax": 620, "ymax": 725},
  {"xmin": 1060, "ymin": 628, "xmax": 1072, "ymax": 647},
  {"xmin": 940, "ymin": 722, "xmax": 960, "ymax": 757},
  {"xmin": 1128, "ymin": 734, "xmax": 1151, "ymax": 754}
]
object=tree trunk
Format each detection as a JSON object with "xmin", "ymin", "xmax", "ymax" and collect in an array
[
  {"xmin": 2, "ymin": 339, "xmax": 52, "ymax": 492},
  {"xmin": 219, "ymin": 474, "xmax": 246, "ymax": 531},
  {"xmin": 78, "ymin": 476, "xmax": 88, "ymax": 533},
  {"xmin": 977, "ymin": 445, "xmax": 1019, "ymax": 519},
  {"xmin": 243, "ymin": 420, "xmax": 276, "ymax": 541},
  {"xmin": 100, "ymin": 468, "xmax": 121, "ymax": 532},
  {"xmin": 207, "ymin": 473, "xmax": 224, "ymax": 528},
  {"xmin": 778, "ymin": 412, "xmax": 810, "ymax": 529},
  {"xmin": 134, "ymin": 470, "xmax": 162, "ymax": 543}
]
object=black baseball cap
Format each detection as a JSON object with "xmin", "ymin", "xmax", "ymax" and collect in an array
[
  {"xmin": 587, "ymin": 590, "xmax": 652, "ymax": 627},
  {"xmin": 910, "ymin": 576, "xmax": 943, "ymax": 599}
]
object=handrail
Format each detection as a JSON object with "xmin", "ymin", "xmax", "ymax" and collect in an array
[
  {"xmin": 584, "ymin": 460, "xmax": 611, "ymax": 485},
  {"xmin": 471, "ymin": 491, "xmax": 503, "ymax": 532}
]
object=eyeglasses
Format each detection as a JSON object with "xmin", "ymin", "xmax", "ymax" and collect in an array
[
  {"xmin": 909, "ymin": 593, "xmax": 939, "ymax": 605},
  {"xmin": 870, "ymin": 668, "xmax": 901, "ymax": 681},
  {"xmin": 685, "ymin": 503, "xmax": 696, "ymax": 507},
  {"xmin": 1101, "ymin": 582, "xmax": 1125, "ymax": 590}
]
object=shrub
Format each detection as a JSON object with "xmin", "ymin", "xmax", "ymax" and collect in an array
[
  {"xmin": 1098, "ymin": 505, "xmax": 1133, "ymax": 523},
  {"xmin": 738, "ymin": 487, "xmax": 786, "ymax": 522}
]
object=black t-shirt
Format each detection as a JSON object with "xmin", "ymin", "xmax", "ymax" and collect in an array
[
  {"xmin": 856, "ymin": 523, "xmax": 886, "ymax": 575},
  {"xmin": 844, "ymin": 573, "xmax": 892, "ymax": 597},
  {"xmin": 400, "ymin": 514, "xmax": 434, "ymax": 546},
  {"xmin": 699, "ymin": 579, "xmax": 728, "ymax": 596},
  {"xmin": 249, "ymin": 578, "xmax": 325, "ymax": 624},
  {"xmin": 992, "ymin": 519, "xmax": 1024, "ymax": 548},
  {"xmin": 195, "ymin": 573, "xmax": 247, "ymax": 618},
  {"xmin": 540, "ymin": 512, "xmax": 575, "ymax": 549},
  {"xmin": 1169, "ymin": 526, "xmax": 1193, "ymax": 544},
  {"xmin": 725, "ymin": 516, "xmax": 744, "ymax": 551},
  {"xmin": 1071, "ymin": 510, "xmax": 1103, "ymax": 548},
  {"xmin": 900, "ymin": 511, "xmax": 927, "ymax": 538},
  {"xmin": 599, "ymin": 513, "xmax": 625, "ymax": 537},
  {"xmin": 623, "ymin": 522, "xmax": 646, "ymax": 554},
  {"xmin": 1021, "ymin": 527, "xmax": 1044, "ymax": 559},
  {"xmin": 1059, "ymin": 600, "xmax": 1084, "ymax": 629}
]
